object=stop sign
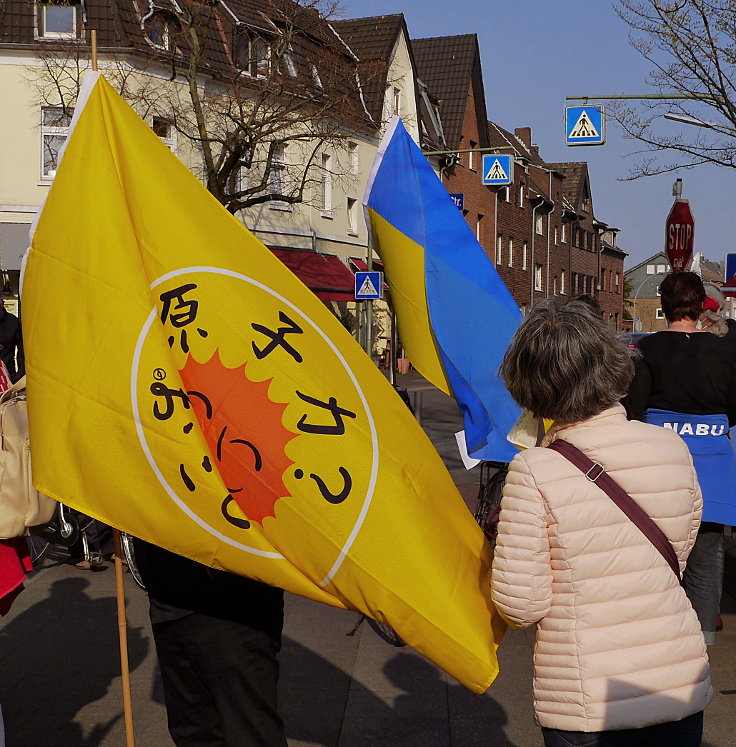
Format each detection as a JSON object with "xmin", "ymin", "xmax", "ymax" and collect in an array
[{"xmin": 665, "ymin": 199, "xmax": 695, "ymax": 272}]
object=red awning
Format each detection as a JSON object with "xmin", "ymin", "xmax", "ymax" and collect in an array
[
  {"xmin": 269, "ymin": 248, "xmax": 356, "ymax": 302},
  {"xmin": 348, "ymin": 257, "xmax": 384, "ymax": 272}
]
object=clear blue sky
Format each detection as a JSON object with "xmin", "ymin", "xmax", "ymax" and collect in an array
[{"xmin": 338, "ymin": 0, "xmax": 733, "ymax": 271}]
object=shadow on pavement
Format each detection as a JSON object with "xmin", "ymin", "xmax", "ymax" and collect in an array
[{"xmin": 0, "ymin": 576, "xmax": 149, "ymax": 746}]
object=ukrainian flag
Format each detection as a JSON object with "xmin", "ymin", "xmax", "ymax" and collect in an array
[{"xmin": 364, "ymin": 117, "xmax": 522, "ymax": 461}]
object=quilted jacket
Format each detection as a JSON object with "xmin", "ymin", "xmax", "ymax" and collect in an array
[{"xmin": 491, "ymin": 404, "xmax": 712, "ymax": 732}]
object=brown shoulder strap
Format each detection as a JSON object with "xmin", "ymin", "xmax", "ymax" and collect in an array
[{"xmin": 548, "ymin": 440, "xmax": 681, "ymax": 580}]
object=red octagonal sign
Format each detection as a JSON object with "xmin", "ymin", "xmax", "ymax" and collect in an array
[{"xmin": 665, "ymin": 199, "xmax": 695, "ymax": 272}]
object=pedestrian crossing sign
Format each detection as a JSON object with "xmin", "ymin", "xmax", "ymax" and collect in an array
[
  {"xmin": 355, "ymin": 271, "xmax": 383, "ymax": 300},
  {"xmin": 565, "ymin": 105, "xmax": 605, "ymax": 146},
  {"xmin": 481, "ymin": 154, "xmax": 513, "ymax": 185}
]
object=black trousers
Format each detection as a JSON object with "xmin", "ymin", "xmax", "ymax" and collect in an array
[{"xmin": 151, "ymin": 612, "xmax": 287, "ymax": 747}]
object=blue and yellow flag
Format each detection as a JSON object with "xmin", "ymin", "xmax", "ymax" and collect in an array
[
  {"xmin": 22, "ymin": 73, "xmax": 504, "ymax": 693},
  {"xmin": 364, "ymin": 117, "xmax": 521, "ymax": 461}
]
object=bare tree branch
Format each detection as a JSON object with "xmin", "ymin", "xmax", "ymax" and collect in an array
[{"xmin": 613, "ymin": 0, "xmax": 736, "ymax": 177}]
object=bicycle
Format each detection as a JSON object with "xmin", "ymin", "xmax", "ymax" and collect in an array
[
  {"xmin": 473, "ymin": 460, "xmax": 509, "ymax": 546},
  {"xmin": 27, "ymin": 503, "xmax": 143, "ymax": 587}
]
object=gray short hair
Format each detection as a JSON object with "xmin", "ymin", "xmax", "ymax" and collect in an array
[{"xmin": 501, "ymin": 299, "xmax": 634, "ymax": 422}]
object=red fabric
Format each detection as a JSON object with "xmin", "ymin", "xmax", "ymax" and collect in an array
[
  {"xmin": 269, "ymin": 248, "xmax": 356, "ymax": 302},
  {"xmin": 703, "ymin": 297, "xmax": 720, "ymax": 313},
  {"xmin": 0, "ymin": 538, "xmax": 31, "ymax": 615},
  {"xmin": 348, "ymin": 257, "xmax": 384, "ymax": 272}
]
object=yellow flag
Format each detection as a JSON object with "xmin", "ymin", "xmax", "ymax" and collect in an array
[{"xmin": 23, "ymin": 73, "xmax": 504, "ymax": 692}]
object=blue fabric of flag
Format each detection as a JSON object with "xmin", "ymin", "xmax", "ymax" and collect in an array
[{"xmin": 365, "ymin": 118, "xmax": 521, "ymax": 461}]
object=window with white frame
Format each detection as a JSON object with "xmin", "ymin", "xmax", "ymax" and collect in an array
[
  {"xmin": 521, "ymin": 303, "xmax": 527, "ymax": 316},
  {"xmin": 476, "ymin": 214, "xmax": 483, "ymax": 242},
  {"xmin": 348, "ymin": 142, "xmax": 358, "ymax": 174},
  {"xmin": 535, "ymin": 212, "xmax": 544, "ymax": 235},
  {"xmin": 269, "ymin": 144, "xmax": 290, "ymax": 210},
  {"xmin": 499, "ymin": 185, "xmax": 510, "ymax": 202},
  {"xmin": 144, "ymin": 11, "xmax": 176, "ymax": 50},
  {"xmin": 656, "ymin": 308, "xmax": 665, "ymax": 319},
  {"xmin": 39, "ymin": 1, "xmax": 78, "ymax": 39},
  {"xmin": 561, "ymin": 223, "xmax": 567, "ymax": 243},
  {"xmin": 615, "ymin": 272, "xmax": 620, "ymax": 293},
  {"xmin": 152, "ymin": 117, "xmax": 174, "ymax": 150},
  {"xmin": 561, "ymin": 270, "xmax": 566, "ymax": 295},
  {"xmin": 554, "ymin": 226, "xmax": 559, "ymax": 245},
  {"xmin": 522, "ymin": 242, "xmax": 528, "ymax": 270},
  {"xmin": 508, "ymin": 238, "xmax": 513, "ymax": 267},
  {"xmin": 519, "ymin": 184, "xmax": 524, "ymax": 208},
  {"xmin": 320, "ymin": 152, "xmax": 333, "ymax": 215},
  {"xmin": 534, "ymin": 264, "xmax": 543, "ymax": 292},
  {"xmin": 656, "ymin": 263, "xmax": 667, "ymax": 273},
  {"xmin": 646, "ymin": 264, "xmax": 655, "ymax": 274},
  {"xmin": 553, "ymin": 276, "xmax": 558, "ymax": 295},
  {"xmin": 496, "ymin": 235, "xmax": 503, "ymax": 265},
  {"xmin": 393, "ymin": 87, "xmax": 401, "ymax": 116},
  {"xmin": 254, "ymin": 37, "xmax": 271, "ymax": 76},
  {"xmin": 347, "ymin": 197, "xmax": 358, "ymax": 235},
  {"xmin": 41, "ymin": 106, "xmax": 73, "ymax": 178}
]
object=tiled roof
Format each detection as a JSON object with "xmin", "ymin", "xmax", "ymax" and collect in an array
[
  {"xmin": 487, "ymin": 120, "xmax": 547, "ymax": 168},
  {"xmin": 547, "ymin": 161, "xmax": 587, "ymax": 207},
  {"xmin": 0, "ymin": 1, "xmax": 370, "ymax": 125},
  {"xmin": 332, "ymin": 15, "xmax": 405, "ymax": 124},
  {"xmin": 411, "ymin": 34, "xmax": 479, "ymax": 149}
]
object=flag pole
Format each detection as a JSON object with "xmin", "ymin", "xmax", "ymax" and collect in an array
[
  {"xmin": 113, "ymin": 529, "xmax": 136, "ymax": 746},
  {"xmin": 88, "ymin": 27, "xmax": 136, "ymax": 747}
]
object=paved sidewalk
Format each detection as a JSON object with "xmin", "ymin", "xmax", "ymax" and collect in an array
[{"xmin": 1, "ymin": 374, "xmax": 735, "ymax": 746}]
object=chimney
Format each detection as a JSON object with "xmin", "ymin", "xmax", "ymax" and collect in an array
[{"xmin": 514, "ymin": 127, "xmax": 532, "ymax": 148}]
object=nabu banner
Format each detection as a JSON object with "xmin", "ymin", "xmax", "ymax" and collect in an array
[{"xmin": 22, "ymin": 73, "xmax": 503, "ymax": 693}]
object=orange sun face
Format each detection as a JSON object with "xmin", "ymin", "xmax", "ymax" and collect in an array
[{"xmin": 179, "ymin": 351, "xmax": 295, "ymax": 525}]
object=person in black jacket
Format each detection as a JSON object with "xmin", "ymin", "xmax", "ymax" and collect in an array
[
  {"xmin": 623, "ymin": 272, "xmax": 736, "ymax": 646},
  {"xmin": 0, "ymin": 299, "xmax": 24, "ymax": 383},
  {"xmin": 132, "ymin": 539, "xmax": 287, "ymax": 747}
]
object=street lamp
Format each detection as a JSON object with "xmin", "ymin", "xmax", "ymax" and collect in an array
[{"xmin": 663, "ymin": 112, "xmax": 720, "ymax": 130}]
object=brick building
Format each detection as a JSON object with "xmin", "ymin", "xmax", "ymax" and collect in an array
[
  {"xmin": 411, "ymin": 35, "xmax": 495, "ymax": 258},
  {"xmin": 411, "ymin": 34, "xmax": 626, "ymax": 326}
]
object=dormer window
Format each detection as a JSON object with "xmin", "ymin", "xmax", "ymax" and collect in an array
[
  {"xmin": 233, "ymin": 31, "xmax": 271, "ymax": 77},
  {"xmin": 281, "ymin": 51, "xmax": 298, "ymax": 79},
  {"xmin": 581, "ymin": 184, "xmax": 591, "ymax": 213},
  {"xmin": 38, "ymin": 1, "xmax": 79, "ymax": 39},
  {"xmin": 310, "ymin": 64, "xmax": 323, "ymax": 90},
  {"xmin": 144, "ymin": 11, "xmax": 177, "ymax": 51}
]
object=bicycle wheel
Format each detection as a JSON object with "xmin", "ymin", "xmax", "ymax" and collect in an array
[
  {"xmin": 27, "ymin": 533, "xmax": 52, "ymax": 565},
  {"xmin": 121, "ymin": 533, "xmax": 145, "ymax": 589},
  {"xmin": 365, "ymin": 616, "xmax": 406, "ymax": 647},
  {"xmin": 473, "ymin": 461, "xmax": 509, "ymax": 545}
]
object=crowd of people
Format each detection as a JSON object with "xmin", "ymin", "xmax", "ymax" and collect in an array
[{"xmin": 2, "ymin": 273, "xmax": 735, "ymax": 747}]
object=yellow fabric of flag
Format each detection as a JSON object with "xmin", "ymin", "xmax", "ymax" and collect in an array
[{"xmin": 23, "ymin": 73, "xmax": 504, "ymax": 692}]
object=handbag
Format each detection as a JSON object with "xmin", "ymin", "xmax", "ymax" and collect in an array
[
  {"xmin": 0, "ymin": 376, "xmax": 57, "ymax": 539},
  {"xmin": 548, "ymin": 439, "xmax": 681, "ymax": 580}
]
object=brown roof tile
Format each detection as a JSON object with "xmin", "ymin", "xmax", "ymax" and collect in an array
[
  {"xmin": 332, "ymin": 15, "xmax": 405, "ymax": 124},
  {"xmin": 411, "ymin": 34, "xmax": 478, "ymax": 149}
]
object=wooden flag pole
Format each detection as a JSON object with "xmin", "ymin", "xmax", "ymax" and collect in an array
[
  {"xmin": 88, "ymin": 29, "xmax": 135, "ymax": 747},
  {"xmin": 90, "ymin": 29, "xmax": 98, "ymax": 72},
  {"xmin": 114, "ymin": 529, "xmax": 136, "ymax": 747}
]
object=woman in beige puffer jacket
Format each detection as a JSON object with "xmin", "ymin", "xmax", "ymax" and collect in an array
[{"xmin": 491, "ymin": 299, "xmax": 711, "ymax": 746}]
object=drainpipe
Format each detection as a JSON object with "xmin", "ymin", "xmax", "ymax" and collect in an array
[
  {"xmin": 545, "ymin": 171, "xmax": 553, "ymax": 298},
  {"xmin": 530, "ymin": 202, "xmax": 540, "ymax": 304}
]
